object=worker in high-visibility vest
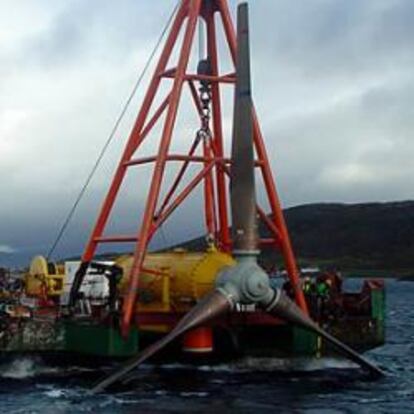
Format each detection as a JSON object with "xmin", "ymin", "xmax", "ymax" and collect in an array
[
  {"xmin": 316, "ymin": 278, "xmax": 331, "ymax": 298},
  {"xmin": 316, "ymin": 278, "xmax": 332, "ymax": 320}
]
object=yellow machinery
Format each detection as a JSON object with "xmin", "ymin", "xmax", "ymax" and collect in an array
[
  {"xmin": 24, "ymin": 248, "xmax": 234, "ymax": 311},
  {"xmin": 116, "ymin": 247, "xmax": 235, "ymax": 313},
  {"xmin": 25, "ymin": 255, "xmax": 65, "ymax": 297}
]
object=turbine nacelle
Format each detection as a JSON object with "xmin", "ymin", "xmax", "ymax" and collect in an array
[{"xmin": 216, "ymin": 256, "xmax": 274, "ymax": 307}]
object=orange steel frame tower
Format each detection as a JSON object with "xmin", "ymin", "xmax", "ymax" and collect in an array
[{"xmin": 72, "ymin": 0, "xmax": 308, "ymax": 337}]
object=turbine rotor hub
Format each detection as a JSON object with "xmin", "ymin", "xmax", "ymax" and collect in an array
[{"xmin": 216, "ymin": 256, "xmax": 274, "ymax": 306}]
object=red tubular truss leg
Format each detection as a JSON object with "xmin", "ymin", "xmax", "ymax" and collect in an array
[
  {"xmin": 121, "ymin": 0, "xmax": 204, "ymax": 336},
  {"xmin": 206, "ymin": 7, "xmax": 231, "ymax": 252}
]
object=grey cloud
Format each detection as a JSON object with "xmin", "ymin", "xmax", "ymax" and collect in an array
[
  {"xmin": 252, "ymin": 0, "xmax": 414, "ymax": 81},
  {"xmin": 1, "ymin": 0, "xmax": 414, "ymax": 266},
  {"xmin": 18, "ymin": 0, "xmax": 178, "ymax": 68},
  {"xmin": 262, "ymin": 75, "xmax": 414, "ymax": 206}
]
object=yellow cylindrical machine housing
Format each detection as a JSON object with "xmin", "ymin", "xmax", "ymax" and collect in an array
[
  {"xmin": 25, "ymin": 255, "xmax": 65, "ymax": 297},
  {"xmin": 25, "ymin": 256, "xmax": 47, "ymax": 296},
  {"xmin": 116, "ymin": 248, "xmax": 235, "ymax": 312}
]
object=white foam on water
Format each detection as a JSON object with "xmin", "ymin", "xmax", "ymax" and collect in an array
[
  {"xmin": 113, "ymin": 396, "xmax": 151, "ymax": 405},
  {"xmin": 179, "ymin": 391, "xmax": 209, "ymax": 397},
  {"xmin": 155, "ymin": 362, "xmax": 188, "ymax": 370},
  {"xmin": 1, "ymin": 358, "xmax": 37, "ymax": 379},
  {"xmin": 0, "ymin": 358, "xmax": 100, "ymax": 381},
  {"xmin": 63, "ymin": 366, "xmax": 96, "ymax": 374},
  {"xmin": 122, "ymin": 355, "xmax": 360, "ymax": 378},
  {"xmin": 156, "ymin": 362, "xmax": 235, "ymax": 373},
  {"xmin": 0, "ymin": 358, "xmax": 60, "ymax": 379},
  {"xmin": 158, "ymin": 357, "xmax": 358, "ymax": 373},
  {"xmin": 44, "ymin": 389, "xmax": 65, "ymax": 398},
  {"xmin": 230, "ymin": 356, "xmax": 359, "ymax": 372}
]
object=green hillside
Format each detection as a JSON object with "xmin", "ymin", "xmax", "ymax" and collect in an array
[{"xmin": 178, "ymin": 201, "xmax": 414, "ymax": 277}]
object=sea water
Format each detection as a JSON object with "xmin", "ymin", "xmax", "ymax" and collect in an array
[{"xmin": 0, "ymin": 279, "xmax": 413, "ymax": 413}]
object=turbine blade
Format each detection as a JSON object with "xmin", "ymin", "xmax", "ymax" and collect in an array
[
  {"xmin": 230, "ymin": 2, "xmax": 258, "ymax": 253},
  {"xmin": 267, "ymin": 289, "xmax": 385, "ymax": 377},
  {"xmin": 91, "ymin": 290, "xmax": 232, "ymax": 393}
]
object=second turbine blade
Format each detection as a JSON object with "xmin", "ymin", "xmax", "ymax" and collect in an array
[{"xmin": 91, "ymin": 289, "xmax": 232, "ymax": 393}]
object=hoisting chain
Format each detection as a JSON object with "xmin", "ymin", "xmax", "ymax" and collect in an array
[
  {"xmin": 196, "ymin": 58, "xmax": 216, "ymax": 246},
  {"xmin": 196, "ymin": 58, "xmax": 213, "ymax": 143}
]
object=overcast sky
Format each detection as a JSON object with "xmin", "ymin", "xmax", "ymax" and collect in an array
[{"xmin": 1, "ymin": 0, "xmax": 413, "ymax": 266}]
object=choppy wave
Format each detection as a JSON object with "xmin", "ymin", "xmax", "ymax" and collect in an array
[
  {"xmin": 0, "ymin": 357, "xmax": 96, "ymax": 380},
  {"xmin": 156, "ymin": 356, "xmax": 358, "ymax": 374},
  {"xmin": 0, "ymin": 280, "xmax": 412, "ymax": 413},
  {"xmin": 0, "ymin": 358, "xmax": 59, "ymax": 379}
]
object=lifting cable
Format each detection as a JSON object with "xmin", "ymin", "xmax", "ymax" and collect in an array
[{"xmin": 46, "ymin": 1, "xmax": 180, "ymax": 260}]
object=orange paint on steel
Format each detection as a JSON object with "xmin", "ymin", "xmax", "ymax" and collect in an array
[{"xmin": 206, "ymin": 7, "xmax": 231, "ymax": 252}]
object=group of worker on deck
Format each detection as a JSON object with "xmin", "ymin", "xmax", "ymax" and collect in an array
[{"xmin": 283, "ymin": 271, "xmax": 344, "ymax": 322}]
